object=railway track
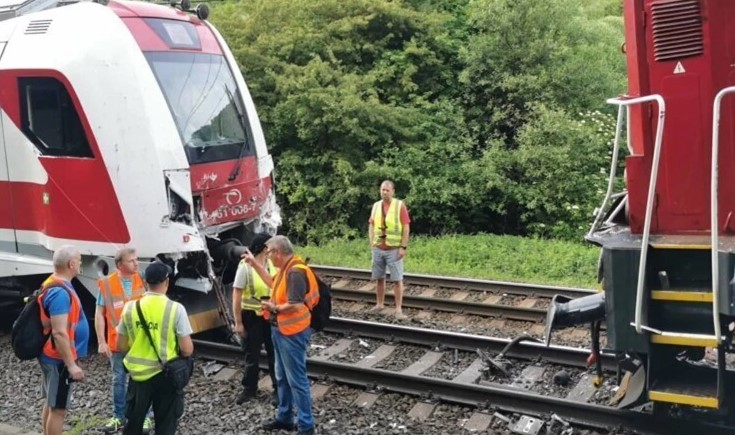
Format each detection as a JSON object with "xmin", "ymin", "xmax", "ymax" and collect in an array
[
  {"xmin": 313, "ymin": 265, "xmax": 597, "ymax": 323},
  {"xmin": 194, "ymin": 318, "xmax": 650, "ymax": 433},
  {"xmin": 312, "ymin": 265, "xmax": 596, "ymax": 298},
  {"xmin": 326, "ymin": 317, "xmax": 616, "ymax": 371}
]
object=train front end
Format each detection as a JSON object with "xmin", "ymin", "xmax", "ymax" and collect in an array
[{"xmin": 0, "ymin": 0, "xmax": 278, "ymax": 332}]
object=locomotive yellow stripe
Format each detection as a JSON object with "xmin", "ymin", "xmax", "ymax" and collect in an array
[
  {"xmin": 188, "ymin": 309, "xmax": 225, "ymax": 334},
  {"xmin": 648, "ymin": 391, "xmax": 719, "ymax": 408},
  {"xmin": 650, "ymin": 291, "xmax": 713, "ymax": 302},
  {"xmin": 650, "ymin": 335, "xmax": 718, "ymax": 347},
  {"xmin": 649, "ymin": 243, "xmax": 710, "ymax": 250}
]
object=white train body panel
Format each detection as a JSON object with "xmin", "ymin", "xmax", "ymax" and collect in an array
[{"xmin": 0, "ymin": 0, "xmax": 277, "ymax": 321}]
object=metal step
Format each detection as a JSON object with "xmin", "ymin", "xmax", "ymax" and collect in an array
[
  {"xmin": 649, "ymin": 235, "xmax": 712, "ymax": 250},
  {"xmin": 650, "ymin": 290, "xmax": 713, "ymax": 303},
  {"xmin": 649, "ymin": 370, "xmax": 719, "ymax": 409},
  {"xmin": 648, "ymin": 331, "xmax": 719, "ymax": 347}
]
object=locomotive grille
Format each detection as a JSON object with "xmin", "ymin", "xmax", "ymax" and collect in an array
[
  {"xmin": 651, "ymin": 0, "xmax": 703, "ymax": 62},
  {"xmin": 24, "ymin": 19, "xmax": 52, "ymax": 35}
]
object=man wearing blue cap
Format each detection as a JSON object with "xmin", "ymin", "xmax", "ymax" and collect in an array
[{"xmin": 117, "ymin": 262, "xmax": 194, "ymax": 435}]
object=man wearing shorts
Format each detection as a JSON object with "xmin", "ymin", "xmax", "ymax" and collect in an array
[
  {"xmin": 37, "ymin": 245, "xmax": 89, "ymax": 435},
  {"xmin": 368, "ymin": 180, "xmax": 411, "ymax": 319}
]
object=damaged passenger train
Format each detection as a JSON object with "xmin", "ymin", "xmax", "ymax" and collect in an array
[{"xmin": 0, "ymin": 0, "xmax": 279, "ymax": 333}]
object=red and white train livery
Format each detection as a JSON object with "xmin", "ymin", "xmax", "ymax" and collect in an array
[{"xmin": 0, "ymin": 0, "xmax": 279, "ymax": 332}]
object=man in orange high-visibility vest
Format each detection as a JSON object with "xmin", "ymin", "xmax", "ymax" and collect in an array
[
  {"xmin": 243, "ymin": 235, "xmax": 318, "ymax": 435},
  {"xmin": 37, "ymin": 245, "xmax": 89, "ymax": 435},
  {"xmin": 94, "ymin": 248, "xmax": 152, "ymax": 434}
]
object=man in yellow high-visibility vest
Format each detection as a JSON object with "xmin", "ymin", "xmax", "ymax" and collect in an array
[
  {"xmin": 232, "ymin": 232, "xmax": 278, "ymax": 405},
  {"xmin": 368, "ymin": 180, "xmax": 411, "ymax": 319},
  {"xmin": 117, "ymin": 262, "xmax": 193, "ymax": 435}
]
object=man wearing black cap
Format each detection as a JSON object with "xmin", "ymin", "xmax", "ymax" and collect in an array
[
  {"xmin": 232, "ymin": 233, "xmax": 278, "ymax": 405},
  {"xmin": 116, "ymin": 262, "xmax": 194, "ymax": 435}
]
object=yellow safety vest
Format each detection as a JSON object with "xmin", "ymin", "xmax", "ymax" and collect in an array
[
  {"xmin": 121, "ymin": 293, "xmax": 180, "ymax": 382},
  {"xmin": 239, "ymin": 259, "xmax": 276, "ymax": 314},
  {"xmin": 371, "ymin": 199, "xmax": 404, "ymax": 247}
]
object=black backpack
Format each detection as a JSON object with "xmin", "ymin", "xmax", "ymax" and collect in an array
[
  {"xmin": 11, "ymin": 285, "xmax": 71, "ymax": 361},
  {"xmin": 295, "ymin": 264, "xmax": 332, "ymax": 332},
  {"xmin": 309, "ymin": 273, "xmax": 332, "ymax": 332}
]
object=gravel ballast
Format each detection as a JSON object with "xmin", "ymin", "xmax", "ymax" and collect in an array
[{"xmin": 0, "ymin": 332, "xmax": 632, "ymax": 434}]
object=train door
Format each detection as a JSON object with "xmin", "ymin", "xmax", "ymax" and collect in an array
[{"xmin": 0, "ymin": 40, "xmax": 19, "ymax": 255}]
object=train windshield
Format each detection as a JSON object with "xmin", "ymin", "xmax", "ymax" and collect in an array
[{"xmin": 145, "ymin": 52, "xmax": 254, "ymax": 164}]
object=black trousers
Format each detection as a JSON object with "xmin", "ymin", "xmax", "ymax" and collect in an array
[
  {"xmin": 124, "ymin": 373, "xmax": 183, "ymax": 435},
  {"xmin": 240, "ymin": 310, "xmax": 276, "ymax": 394}
]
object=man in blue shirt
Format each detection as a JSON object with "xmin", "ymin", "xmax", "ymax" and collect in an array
[
  {"xmin": 38, "ymin": 245, "xmax": 89, "ymax": 435},
  {"xmin": 94, "ymin": 248, "xmax": 151, "ymax": 434}
]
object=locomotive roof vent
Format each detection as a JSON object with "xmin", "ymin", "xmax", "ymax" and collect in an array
[
  {"xmin": 651, "ymin": 0, "xmax": 703, "ymax": 62},
  {"xmin": 24, "ymin": 19, "xmax": 51, "ymax": 35}
]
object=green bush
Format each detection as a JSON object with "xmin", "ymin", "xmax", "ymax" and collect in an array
[{"xmin": 210, "ymin": 0, "xmax": 626, "ymax": 243}]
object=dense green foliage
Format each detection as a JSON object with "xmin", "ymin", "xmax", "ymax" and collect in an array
[
  {"xmin": 298, "ymin": 233, "xmax": 599, "ymax": 288},
  {"xmin": 210, "ymin": 0, "xmax": 625, "ymax": 243}
]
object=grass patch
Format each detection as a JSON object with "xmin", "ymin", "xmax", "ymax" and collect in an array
[
  {"xmin": 299, "ymin": 233, "xmax": 600, "ymax": 288},
  {"xmin": 67, "ymin": 415, "xmax": 106, "ymax": 435}
]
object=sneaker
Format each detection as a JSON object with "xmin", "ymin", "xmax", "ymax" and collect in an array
[
  {"xmin": 236, "ymin": 390, "xmax": 256, "ymax": 405},
  {"xmin": 261, "ymin": 419, "xmax": 297, "ymax": 431},
  {"xmin": 142, "ymin": 417, "xmax": 154, "ymax": 435},
  {"xmin": 100, "ymin": 417, "xmax": 125, "ymax": 434}
]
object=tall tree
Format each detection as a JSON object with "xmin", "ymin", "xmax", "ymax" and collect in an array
[
  {"xmin": 212, "ymin": 0, "xmax": 465, "ymax": 241},
  {"xmin": 460, "ymin": 0, "xmax": 625, "ymax": 149}
]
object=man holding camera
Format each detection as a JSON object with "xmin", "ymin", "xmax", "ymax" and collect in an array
[{"xmin": 116, "ymin": 262, "xmax": 194, "ymax": 435}]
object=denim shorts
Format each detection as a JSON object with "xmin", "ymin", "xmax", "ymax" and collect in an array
[
  {"xmin": 40, "ymin": 362, "xmax": 74, "ymax": 409},
  {"xmin": 371, "ymin": 247, "xmax": 404, "ymax": 282}
]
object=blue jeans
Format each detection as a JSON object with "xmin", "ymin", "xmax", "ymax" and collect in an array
[
  {"xmin": 272, "ymin": 327, "xmax": 313, "ymax": 431},
  {"xmin": 111, "ymin": 352, "xmax": 128, "ymax": 419},
  {"xmin": 112, "ymin": 352, "xmax": 152, "ymax": 420}
]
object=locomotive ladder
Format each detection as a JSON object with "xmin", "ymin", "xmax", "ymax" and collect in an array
[
  {"xmin": 709, "ymin": 86, "xmax": 735, "ymax": 347},
  {"xmin": 606, "ymin": 94, "xmax": 728, "ymax": 409},
  {"xmin": 603, "ymin": 95, "xmax": 675, "ymax": 337}
]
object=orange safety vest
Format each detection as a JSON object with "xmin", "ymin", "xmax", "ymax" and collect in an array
[
  {"xmin": 39, "ymin": 275, "xmax": 82, "ymax": 361},
  {"xmin": 264, "ymin": 256, "xmax": 319, "ymax": 336},
  {"xmin": 98, "ymin": 271, "xmax": 146, "ymax": 352}
]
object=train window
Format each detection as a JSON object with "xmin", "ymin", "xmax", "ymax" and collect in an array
[{"xmin": 18, "ymin": 77, "xmax": 93, "ymax": 158}]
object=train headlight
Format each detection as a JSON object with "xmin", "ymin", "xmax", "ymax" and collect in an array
[{"xmin": 196, "ymin": 4, "xmax": 209, "ymax": 20}]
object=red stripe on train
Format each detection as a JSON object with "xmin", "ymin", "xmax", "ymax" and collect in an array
[{"xmin": 0, "ymin": 70, "xmax": 130, "ymax": 243}]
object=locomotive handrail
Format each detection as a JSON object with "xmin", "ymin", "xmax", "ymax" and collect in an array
[
  {"xmin": 709, "ymin": 86, "xmax": 735, "ymax": 345},
  {"xmin": 587, "ymin": 106, "xmax": 626, "ymax": 237},
  {"xmin": 603, "ymin": 193, "xmax": 627, "ymax": 227},
  {"xmin": 605, "ymin": 95, "xmax": 665, "ymax": 335}
]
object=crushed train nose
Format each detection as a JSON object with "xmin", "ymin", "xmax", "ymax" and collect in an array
[{"xmin": 543, "ymin": 292, "xmax": 606, "ymax": 346}]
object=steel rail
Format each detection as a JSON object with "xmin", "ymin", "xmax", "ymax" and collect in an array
[
  {"xmin": 326, "ymin": 317, "xmax": 616, "ymax": 371},
  {"xmin": 330, "ymin": 287, "xmax": 547, "ymax": 322},
  {"xmin": 193, "ymin": 339, "xmax": 650, "ymax": 431},
  {"xmin": 312, "ymin": 265, "xmax": 596, "ymax": 299}
]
